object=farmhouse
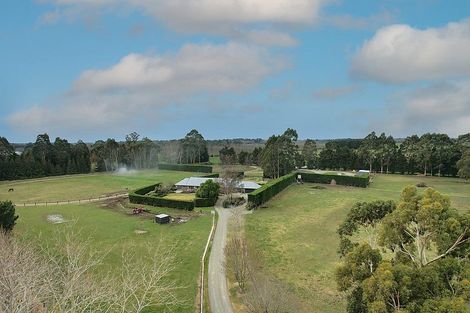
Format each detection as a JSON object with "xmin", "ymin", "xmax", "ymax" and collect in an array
[{"xmin": 175, "ymin": 177, "xmax": 261, "ymax": 193}]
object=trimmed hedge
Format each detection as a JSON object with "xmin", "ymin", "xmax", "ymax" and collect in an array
[
  {"xmin": 299, "ymin": 172, "xmax": 369, "ymax": 188},
  {"xmin": 129, "ymin": 182, "xmax": 218, "ymax": 210},
  {"xmin": 248, "ymin": 173, "xmax": 296, "ymax": 207},
  {"xmin": 200, "ymin": 173, "xmax": 219, "ymax": 178},
  {"xmin": 194, "ymin": 197, "xmax": 217, "ymax": 207},
  {"xmin": 129, "ymin": 183, "xmax": 195, "ymax": 210},
  {"xmin": 158, "ymin": 163, "xmax": 213, "ymax": 173},
  {"xmin": 129, "ymin": 193, "xmax": 195, "ymax": 210}
]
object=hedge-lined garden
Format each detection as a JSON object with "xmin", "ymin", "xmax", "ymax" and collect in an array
[
  {"xmin": 247, "ymin": 171, "xmax": 370, "ymax": 207},
  {"xmin": 157, "ymin": 163, "xmax": 213, "ymax": 173},
  {"xmin": 129, "ymin": 176, "xmax": 219, "ymax": 210},
  {"xmin": 299, "ymin": 172, "xmax": 369, "ymax": 188}
]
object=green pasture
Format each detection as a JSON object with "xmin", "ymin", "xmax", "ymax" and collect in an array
[
  {"xmin": 245, "ymin": 174, "xmax": 470, "ymax": 313},
  {"xmin": 0, "ymin": 169, "xmax": 194, "ymax": 203},
  {"xmin": 15, "ymin": 202, "xmax": 212, "ymax": 313}
]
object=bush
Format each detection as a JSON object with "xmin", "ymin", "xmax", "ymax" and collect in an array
[
  {"xmin": 299, "ymin": 172, "xmax": 369, "ymax": 188},
  {"xmin": 196, "ymin": 180, "xmax": 220, "ymax": 200},
  {"xmin": 158, "ymin": 163, "xmax": 213, "ymax": 173},
  {"xmin": 248, "ymin": 173, "xmax": 297, "ymax": 207},
  {"xmin": 223, "ymin": 197, "xmax": 246, "ymax": 208},
  {"xmin": 0, "ymin": 201, "xmax": 18, "ymax": 232}
]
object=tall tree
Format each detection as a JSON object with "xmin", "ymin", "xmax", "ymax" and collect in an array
[
  {"xmin": 260, "ymin": 128, "xmax": 299, "ymax": 178},
  {"xmin": 457, "ymin": 149, "xmax": 470, "ymax": 179},
  {"xmin": 358, "ymin": 132, "xmax": 379, "ymax": 172},
  {"xmin": 302, "ymin": 139, "xmax": 317, "ymax": 169}
]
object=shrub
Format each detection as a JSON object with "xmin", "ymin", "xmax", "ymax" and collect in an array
[
  {"xmin": 299, "ymin": 172, "xmax": 369, "ymax": 188},
  {"xmin": 196, "ymin": 180, "xmax": 220, "ymax": 200},
  {"xmin": 0, "ymin": 201, "xmax": 18, "ymax": 232},
  {"xmin": 223, "ymin": 197, "xmax": 246, "ymax": 208},
  {"xmin": 248, "ymin": 173, "xmax": 297, "ymax": 207},
  {"xmin": 158, "ymin": 163, "xmax": 213, "ymax": 173}
]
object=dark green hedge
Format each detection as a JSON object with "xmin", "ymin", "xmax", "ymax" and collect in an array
[
  {"xmin": 129, "ymin": 182, "xmax": 220, "ymax": 210},
  {"xmin": 194, "ymin": 197, "xmax": 217, "ymax": 207},
  {"xmin": 129, "ymin": 193, "xmax": 195, "ymax": 210},
  {"xmin": 299, "ymin": 172, "xmax": 369, "ymax": 188},
  {"xmin": 129, "ymin": 183, "xmax": 195, "ymax": 210},
  {"xmin": 248, "ymin": 173, "xmax": 296, "ymax": 207},
  {"xmin": 200, "ymin": 173, "xmax": 219, "ymax": 178},
  {"xmin": 158, "ymin": 163, "xmax": 213, "ymax": 173}
]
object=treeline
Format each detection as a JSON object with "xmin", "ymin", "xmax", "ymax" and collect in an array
[
  {"xmin": 0, "ymin": 134, "xmax": 90, "ymax": 180},
  {"xmin": 220, "ymin": 130, "xmax": 470, "ymax": 179},
  {"xmin": 317, "ymin": 132, "xmax": 469, "ymax": 177}
]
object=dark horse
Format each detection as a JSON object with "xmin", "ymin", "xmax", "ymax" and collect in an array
[{"xmin": 8, "ymin": 188, "xmax": 14, "ymax": 192}]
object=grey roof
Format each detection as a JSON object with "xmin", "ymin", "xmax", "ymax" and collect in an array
[
  {"xmin": 155, "ymin": 214, "xmax": 170, "ymax": 218},
  {"xmin": 175, "ymin": 177, "xmax": 261, "ymax": 190}
]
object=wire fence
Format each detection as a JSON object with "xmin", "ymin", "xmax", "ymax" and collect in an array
[{"xmin": 17, "ymin": 193, "xmax": 129, "ymax": 207}]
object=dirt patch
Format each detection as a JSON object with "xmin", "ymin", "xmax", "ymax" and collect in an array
[
  {"xmin": 134, "ymin": 230, "xmax": 148, "ymax": 235},
  {"xmin": 47, "ymin": 214, "xmax": 68, "ymax": 224}
]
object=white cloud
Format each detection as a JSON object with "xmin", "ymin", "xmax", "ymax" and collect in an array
[
  {"xmin": 41, "ymin": 0, "xmax": 325, "ymax": 30},
  {"xmin": 8, "ymin": 42, "xmax": 286, "ymax": 136},
  {"xmin": 376, "ymin": 80, "xmax": 470, "ymax": 136},
  {"xmin": 351, "ymin": 20, "xmax": 470, "ymax": 83}
]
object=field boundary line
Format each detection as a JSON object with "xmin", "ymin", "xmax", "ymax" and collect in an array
[
  {"xmin": 16, "ymin": 193, "xmax": 129, "ymax": 207},
  {"xmin": 200, "ymin": 210, "xmax": 216, "ymax": 313}
]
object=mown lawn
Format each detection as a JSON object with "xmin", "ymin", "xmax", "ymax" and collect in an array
[
  {"xmin": 0, "ymin": 169, "xmax": 195, "ymax": 203},
  {"xmin": 245, "ymin": 174, "xmax": 470, "ymax": 313},
  {"xmin": 163, "ymin": 193, "xmax": 196, "ymax": 201},
  {"xmin": 15, "ymin": 202, "xmax": 212, "ymax": 313}
]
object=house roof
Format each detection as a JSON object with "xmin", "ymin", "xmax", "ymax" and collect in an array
[{"xmin": 175, "ymin": 177, "xmax": 261, "ymax": 190}]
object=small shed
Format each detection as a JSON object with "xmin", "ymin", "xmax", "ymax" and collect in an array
[{"xmin": 155, "ymin": 214, "xmax": 170, "ymax": 224}]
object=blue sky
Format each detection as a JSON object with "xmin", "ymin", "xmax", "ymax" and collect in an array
[{"xmin": 1, "ymin": 0, "xmax": 470, "ymax": 142}]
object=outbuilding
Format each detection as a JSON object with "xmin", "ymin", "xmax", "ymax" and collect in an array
[{"xmin": 155, "ymin": 213, "xmax": 170, "ymax": 224}]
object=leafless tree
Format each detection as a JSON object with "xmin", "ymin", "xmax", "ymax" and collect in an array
[
  {"xmin": 0, "ymin": 228, "xmax": 180, "ymax": 313},
  {"xmin": 220, "ymin": 166, "xmax": 241, "ymax": 203},
  {"xmin": 113, "ymin": 241, "xmax": 182, "ymax": 313},
  {"xmin": 224, "ymin": 206, "xmax": 251, "ymax": 292},
  {"xmin": 244, "ymin": 273, "xmax": 299, "ymax": 313}
]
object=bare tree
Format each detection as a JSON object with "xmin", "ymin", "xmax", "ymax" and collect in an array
[
  {"xmin": 113, "ymin": 241, "xmax": 182, "ymax": 313},
  {"xmin": 220, "ymin": 165, "xmax": 241, "ymax": 203},
  {"xmin": 0, "ymin": 228, "xmax": 180, "ymax": 313},
  {"xmin": 244, "ymin": 273, "xmax": 299, "ymax": 313},
  {"xmin": 224, "ymin": 208, "xmax": 250, "ymax": 292}
]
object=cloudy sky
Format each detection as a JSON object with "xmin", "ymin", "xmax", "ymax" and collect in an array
[{"xmin": 1, "ymin": 0, "xmax": 470, "ymax": 142}]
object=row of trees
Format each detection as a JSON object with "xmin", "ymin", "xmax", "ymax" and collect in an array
[
  {"xmin": 254, "ymin": 130, "xmax": 469, "ymax": 178},
  {"xmin": 0, "ymin": 134, "xmax": 91, "ymax": 180},
  {"xmin": 336, "ymin": 187, "xmax": 469, "ymax": 312},
  {"xmin": 91, "ymin": 132, "xmax": 159, "ymax": 172}
]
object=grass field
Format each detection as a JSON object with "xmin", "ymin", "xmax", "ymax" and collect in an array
[
  {"xmin": 15, "ymin": 203, "xmax": 212, "ymax": 312},
  {"xmin": 4, "ymin": 169, "xmax": 214, "ymax": 313},
  {"xmin": 245, "ymin": 174, "xmax": 470, "ymax": 313},
  {"xmin": 0, "ymin": 170, "xmax": 195, "ymax": 203}
]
